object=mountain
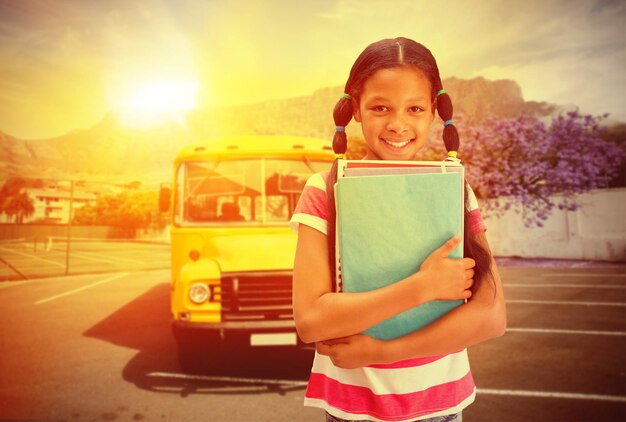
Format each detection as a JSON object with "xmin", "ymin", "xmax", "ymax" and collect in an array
[
  {"xmin": 0, "ymin": 114, "xmax": 193, "ymax": 186},
  {"xmin": 0, "ymin": 77, "xmax": 561, "ymax": 186},
  {"xmin": 187, "ymin": 77, "xmax": 558, "ymax": 140}
]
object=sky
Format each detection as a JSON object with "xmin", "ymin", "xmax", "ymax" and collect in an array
[{"xmin": 0, "ymin": 0, "xmax": 624, "ymax": 139}]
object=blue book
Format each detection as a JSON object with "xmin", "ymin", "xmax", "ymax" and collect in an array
[{"xmin": 336, "ymin": 167, "xmax": 464, "ymax": 340}]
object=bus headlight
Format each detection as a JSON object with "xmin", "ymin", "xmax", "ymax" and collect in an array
[{"xmin": 189, "ymin": 283, "xmax": 209, "ymax": 304}]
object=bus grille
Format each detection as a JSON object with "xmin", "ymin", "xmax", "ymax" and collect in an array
[{"xmin": 220, "ymin": 271, "xmax": 293, "ymax": 322}]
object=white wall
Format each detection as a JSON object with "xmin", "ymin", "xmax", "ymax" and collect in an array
[{"xmin": 484, "ymin": 188, "xmax": 626, "ymax": 262}]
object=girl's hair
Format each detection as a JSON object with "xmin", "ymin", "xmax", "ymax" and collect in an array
[{"xmin": 326, "ymin": 37, "xmax": 493, "ymax": 292}]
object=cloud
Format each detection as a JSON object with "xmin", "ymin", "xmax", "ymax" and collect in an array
[{"xmin": 465, "ymin": 1, "xmax": 626, "ymax": 120}]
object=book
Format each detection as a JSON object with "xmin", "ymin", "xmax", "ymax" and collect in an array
[{"xmin": 335, "ymin": 159, "xmax": 465, "ymax": 340}]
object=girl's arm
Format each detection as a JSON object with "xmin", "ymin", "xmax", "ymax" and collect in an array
[
  {"xmin": 316, "ymin": 231, "xmax": 507, "ymax": 368},
  {"xmin": 293, "ymin": 224, "xmax": 476, "ymax": 344}
]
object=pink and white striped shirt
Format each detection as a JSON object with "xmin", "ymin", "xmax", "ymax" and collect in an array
[{"xmin": 290, "ymin": 171, "xmax": 487, "ymax": 422}]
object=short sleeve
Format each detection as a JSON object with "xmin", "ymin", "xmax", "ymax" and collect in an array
[
  {"xmin": 466, "ymin": 184, "xmax": 487, "ymax": 234},
  {"xmin": 289, "ymin": 172, "xmax": 329, "ymax": 235}
]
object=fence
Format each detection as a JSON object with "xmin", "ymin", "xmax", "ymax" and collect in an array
[
  {"xmin": 0, "ymin": 224, "xmax": 115, "ymax": 240},
  {"xmin": 0, "ymin": 228, "xmax": 170, "ymax": 281},
  {"xmin": 485, "ymin": 188, "xmax": 626, "ymax": 261}
]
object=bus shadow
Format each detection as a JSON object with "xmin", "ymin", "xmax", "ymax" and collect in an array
[{"xmin": 83, "ymin": 282, "xmax": 312, "ymax": 396}]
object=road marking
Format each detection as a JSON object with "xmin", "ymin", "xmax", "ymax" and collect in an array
[
  {"xmin": 507, "ymin": 328, "xmax": 626, "ymax": 336},
  {"xmin": 0, "ymin": 246, "xmax": 65, "ymax": 268},
  {"xmin": 505, "ymin": 284, "xmax": 626, "ymax": 289},
  {"xmin": 0, "ymin": 238, "xmax": 26, "ymax": 244},
  {"xmin": 0, "ymin": 278, "xmax": 47, "ymax": 289},
  {"xmin": 507, "ymin": 299, "xmax": 626, "ymax": 307},
  {"xmin": 146, "ymin": 372, "xmax": 308, "ymax": 386},
  {"xmin": 34, "ymin": 272, "xmax": 130, "ymax": 305},
  {"xmin": 477, "ymin": 388, "xmax": 626, "ymax": 403},
  {"xmin": 68, "ymin": 250, "xmax": 145, "ymax": 265},
  {"xmin": 0, "ymin": 272, "xmax": 111, "ymax": 288},
  {"xmin": 146, "ymin": 373, "xmax": 626, "ymax": 403},
  {"xmin": 542, "ymin": 273, "xmax": 626, "ymax": 278}
]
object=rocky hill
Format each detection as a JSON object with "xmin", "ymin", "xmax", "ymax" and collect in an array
[
  {"xmin": 0, "ymin": 77, "xmax": 560, "ymax": 186},
  {"xmin": 187, "ymin": 77, "xmax": 557, "ymax": 140}
]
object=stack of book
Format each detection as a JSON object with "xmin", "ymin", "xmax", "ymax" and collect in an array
[{"xmin": 334, "ymin": 159, "xmax": 465, "ymax": 340}]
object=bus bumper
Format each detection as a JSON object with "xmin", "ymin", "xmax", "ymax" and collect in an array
[{"xmin": 171, "ymin": 319, "xmax": 303, "ymax": 346}]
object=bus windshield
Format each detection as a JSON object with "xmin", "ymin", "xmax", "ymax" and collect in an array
[{"xmin": 174, "ymin": 158, "xmax": 329, "ymax": 226}]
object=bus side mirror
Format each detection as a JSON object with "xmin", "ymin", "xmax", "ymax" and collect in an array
[{"xmin": 159, "ymin": 184, "xmax": 171, "ymax": 213}]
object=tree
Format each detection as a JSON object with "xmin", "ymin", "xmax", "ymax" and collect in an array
[
  {"xmin": 291, "ymin": 112, "xmax": 625, "ymax": 227},
  {"xmin": 2, "ymin": 192, "xmax": 35, "ymax": 224},
  {"xmin": 73, "ymin": 189, "xmax": 167, "ymax": 235},
  {"xmin": 426, "ymin": 112, "xmax": 625, "ymax": 227},
  {"xmin": 0, "ymin": 178, "xmax": 38, "ymax": 224}
]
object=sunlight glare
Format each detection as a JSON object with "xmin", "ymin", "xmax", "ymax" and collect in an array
[{"xmin": 114, "ymin": 79, "xmax": 199, "ymax": 127}]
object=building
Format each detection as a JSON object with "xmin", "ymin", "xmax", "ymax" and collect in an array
[
  {"xmin": 28, "ymin": 184, "xmax": 97, "ymax": 224},
  {"xmin": 0, "ymin": 181, "xmax": 109, "ymax": 224}
]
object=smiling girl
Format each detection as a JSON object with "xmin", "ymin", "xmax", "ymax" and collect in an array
[{"xmin": 290, "ymin": 38, "xmax": 506, "ymax": 422}]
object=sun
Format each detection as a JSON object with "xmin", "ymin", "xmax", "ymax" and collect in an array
[{"xmin": 113, "ymin": 78, "xmax": 199, "ymax": 127}]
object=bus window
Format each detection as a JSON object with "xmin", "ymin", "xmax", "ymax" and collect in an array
[
  {"xmin": 175, "ymin": 158, "xmax": 329, "ymax": 226},
  {"xmin": 180, "ymin": 160, "xmax": 260, "ymax": 224},
  {"xmin": 264, "ymin": 159, "xmax": 325, "ymax": 219}
]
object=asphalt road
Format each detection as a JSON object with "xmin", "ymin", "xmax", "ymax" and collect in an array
[{"xmin": 0, "ymin": 265, "xmax": 624, "ymax": 422}]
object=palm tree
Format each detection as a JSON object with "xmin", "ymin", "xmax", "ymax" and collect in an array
[{"xmin": 5, "ymin": 192, "xmax": 35, "ymax": 224}]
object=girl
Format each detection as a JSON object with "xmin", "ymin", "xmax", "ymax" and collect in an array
[{"xmin": 290, "ymin": 37, "xmax": 506, "ymax": 422}]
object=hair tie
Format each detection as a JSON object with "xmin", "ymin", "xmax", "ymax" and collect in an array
[
  {"xmin": 342, "ymin": 93, "xmax": 352, "ymax": 100},
  {"xmin": 436, "ymin": 89, "xmax": 446, "ymax": 97},
  {"xmin": 444, "ymin": 119, "xmax": 454, "ymax": 127},
  {"xmin": 335, "ymin": 153, "xmax": 345, "ymax": 159},
  {"xmin": 336, "ymin": 126, "xmax": 345, "ymax": 132},
  {"xmin": 447, "ymin": 151, "xmax": 458, "ymax": 158}
]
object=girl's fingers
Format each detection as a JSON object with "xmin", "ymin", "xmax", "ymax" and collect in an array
[
  {"xmin": 462, "ymin": 257, "xmax": 476, "ymax": 269},
  {"xmin": 434, "ymin": 236, "xmax": 461, "ymax": 258}
]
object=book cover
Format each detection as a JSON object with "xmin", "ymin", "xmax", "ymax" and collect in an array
[{"xmin": 336, "ymin": 169, "xmax": 464, "ymax": 340}]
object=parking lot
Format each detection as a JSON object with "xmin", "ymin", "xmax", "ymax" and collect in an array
[
  {"xmin": 0, "ymin": 250, "xmax": 624, "ymax": 421},
  {"xmin": 0, "ymin": 237, "xmax": 170, "ymax": 280}
]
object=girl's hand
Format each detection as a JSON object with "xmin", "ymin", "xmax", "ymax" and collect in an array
[
  {"xmin": 316, "ymin": 334, "xmax": 385, "ymax": 369},
  {"xmin": 418, "ymin": 236, "xmax": 475, "ymax": 301}
]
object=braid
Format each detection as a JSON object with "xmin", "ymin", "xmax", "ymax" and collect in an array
[
  {"xmin": 435, "ymin": 91, "xmax": 460, "ymax": 154},
  {"xmin": 332, "ymin": 96, "xmax": 353, "ymax": 155}
]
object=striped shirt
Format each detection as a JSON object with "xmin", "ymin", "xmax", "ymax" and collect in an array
[{"xmin": 290, "ymin": 171, "xmax": 487, "ymax": 422}]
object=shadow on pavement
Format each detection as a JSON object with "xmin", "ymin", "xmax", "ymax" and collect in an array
[{"xmin": 83, "ymin": 283, "xmax": 313, "ymax": 396}]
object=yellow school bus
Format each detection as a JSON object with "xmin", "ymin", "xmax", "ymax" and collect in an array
[{"xmin": 160, "ymin": 135, "xmax": 334, "ymax": 371}]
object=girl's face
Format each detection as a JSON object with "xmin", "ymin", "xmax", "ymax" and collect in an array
[{"xmin": 354, "ymin": 66, "xmax": 434, "ymax": 161}]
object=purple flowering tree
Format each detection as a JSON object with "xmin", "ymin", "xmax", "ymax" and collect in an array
[{"xmin": 420, "ymin": 112, "xmax": 625, "ymax": 227}]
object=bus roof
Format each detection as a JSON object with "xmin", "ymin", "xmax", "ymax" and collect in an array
[{"xmin": 175, "ymin": 135, "xmax": 335, "ymax": 162}]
